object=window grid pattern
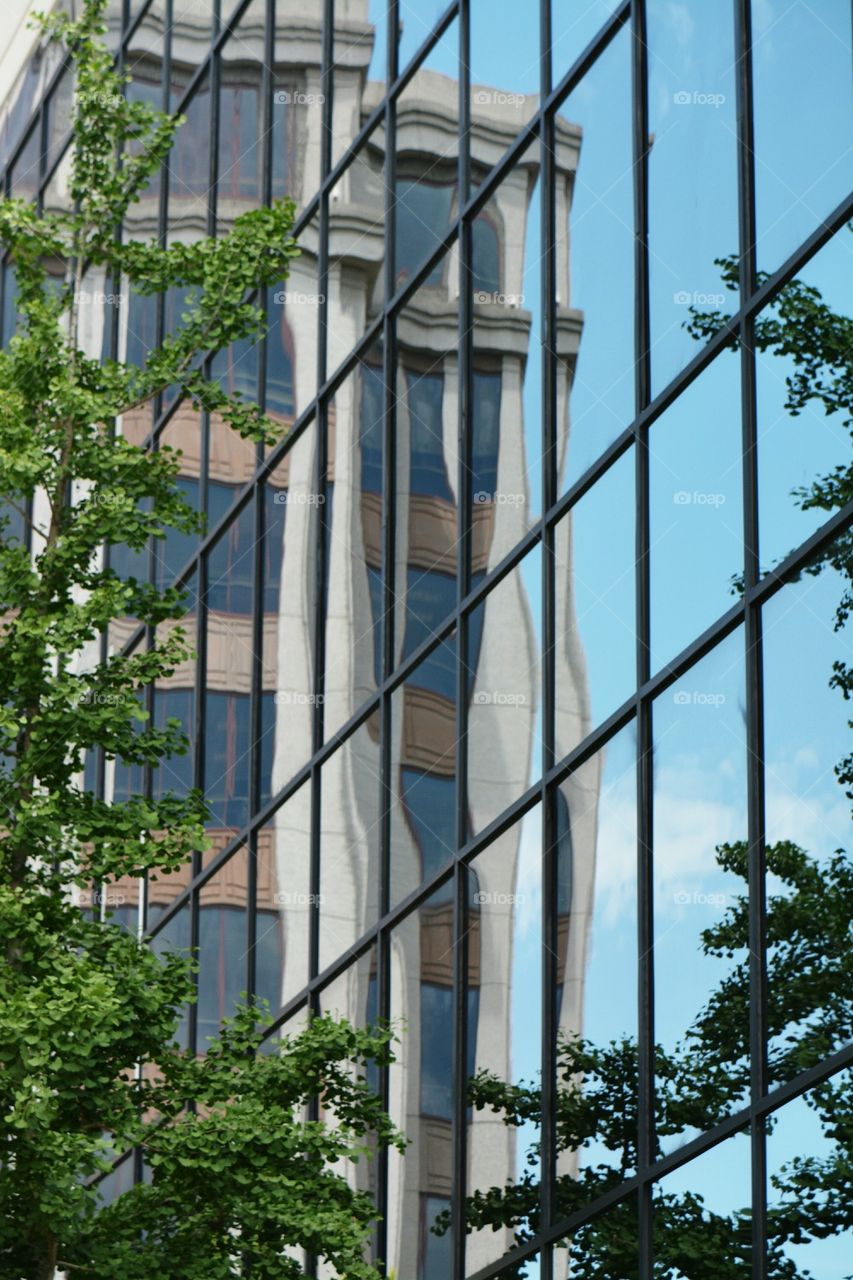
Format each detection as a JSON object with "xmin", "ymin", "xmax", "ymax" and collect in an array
[{"xmin": 1, "ymin": 0, "xmax": 851, "ymax": 1277}]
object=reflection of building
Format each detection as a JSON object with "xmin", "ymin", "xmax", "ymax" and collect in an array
[{"xmin": 1, "ymin": 1, "xmax": 597, "ymax": 1275}]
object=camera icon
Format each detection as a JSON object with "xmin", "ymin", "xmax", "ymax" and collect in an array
[
  {"xmin": 673, "ymin": 691, "xmax": 691, "ymax": 705},
  {"xmin": 673, "ymin": 890, "xmax": 691, "ymax": 905},
  {"xmin": 673, "ymin": 290, "xmax": 691, "ymax": 305},
  {"xmin": 673, "ymin": 91, "xmax": 691, "ymax": 105},
  {"xmin": 473, "ymin": 90, "xmax": 491, "ymax": 105},
  {"xmin": 673, "ymin": 490, "xmax": 691, "ymax": 505},
  {"xmin": 473, "ymin": 490, "xmax": 491, "ymax": 504},
  {"xmin": 474, "ymin": 890, "xmax": 489, "ymax": 904},
  {"xmin": 473, "ymin": 690, "xmax": 491, "ymax": 705}
]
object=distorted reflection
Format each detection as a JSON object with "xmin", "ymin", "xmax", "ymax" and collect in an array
[{"xmin": 20, "ymin": 0, "xmax": 847, "ymax": 1268}]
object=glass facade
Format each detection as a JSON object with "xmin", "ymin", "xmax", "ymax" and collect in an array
[{"xmin": 2, "ymin": 1, "xmax": 851, "ymax": 1277}]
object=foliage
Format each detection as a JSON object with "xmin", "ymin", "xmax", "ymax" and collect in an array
[
  {"xmin": 439, "ymin": 254, "xmax": 853, "ymax": 1277},
  {"xmin": 0, "ymin": 3, "xmax": 399, "ymax": 1277}
]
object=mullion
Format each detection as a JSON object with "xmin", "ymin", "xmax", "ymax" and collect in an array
[
  {"xmin": 373, "ymin": 0, "xmax": 399, "ymax": 1268},
  {"xmin": 733, "ymin": 0, "xmax": 768, "ymax": 1276},
  {"xmin": 452, "ymin": 2, "xmax": 472, "ymax": 1273},
  {"xmin": 539, "ymin": 78, "xmax": 558, "ymax": 1271},
  {"xmin": 305, "ymin": 3, "xmax": 335, "ymax": 1274},
  {"xmin": 630, "ymin": 1, "xmax": 654, "ymax": 1278}
]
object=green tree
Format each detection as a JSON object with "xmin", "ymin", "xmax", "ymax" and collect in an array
[
  {"xmin": 0, "ymin": 3, "xmax": 402, "ymax": 1276},
  {"xmin": 446, "ymin": 841, "xmax": 851, "ymax": 1278}
]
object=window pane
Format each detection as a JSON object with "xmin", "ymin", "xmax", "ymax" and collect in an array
[
  {"xmin": 196, "ymin": 846, "xmax": 250, "ymax": 1051},
  {"xmin": 387, "ymin": 881, "xmax": 455, "ymax": 1280},
  {"xmin": 647, "ymin": 0, "xmax": 738, "ymax": 394},
  {"xmin": 465, "ymin": 805, "xmax": 542, "ymax": 1273},
  {"xmin": 753, "ymin": 0, "xmax": 853, "ymax": 274},
  {"xmin": 653, "ymin": 631, "xmax": 748, "ymax": 1154},
  {"xmin": 555, "ymin": 26, "xmax": 634, "ymax": 488},
  {"xmin": 467, "ymin": 543, "xmax": 542, "ymax": 836},
  {"xmin": 255, "ymin": 785, "xmax": 311, "ymax": 1018},
  {"xmin": 390, "ymin": 631, "xmax": 458, "ymax": 909},
  {"xmin": 318, "ymin": 720, "xmax": 381, "ymax": 972},
  {"xmin": 649, "ymin": 349, "xmax": 742, "ymax": 672}
]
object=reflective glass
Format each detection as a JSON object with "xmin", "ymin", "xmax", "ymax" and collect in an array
[
  {"xmin": 756, "ymin": 232, "xmax": 852, "ymax": 572},
  {"xmin": 196, "ymin": 844, "xmax": 250, "ymax": 1050},
  {"xmin": 217, "ymin": 0, "xmax": 266, "ymax": 222},
  {"xmin": 398, "ymin": 0, "xmax": 455, "ymax": 77},
  {"xmin": 552, "ymin": 1, "xmax": 624, "ymax": 82},
  {"xmin": 44, "ymin": 67, "xmax": 75, "ymax": 175},
  {"xmin": 264, "ymin": 429, "xmax": 320, "ymax": 796},
  {"xmin": 652, "ymin": 1129, "xmax": 752, "ymax": 1277},
  {"xmin": 467, "ymin": 544, "xmax": 542, "ymax": 836},
  {"xmin": 267, "ymin": 210, "xmax": 321, "ymax": 419},
  {"xmin": 762, "ymin": 541, "xmax": 852, "ymax": 1089},
  {"xmin": 334, "ymin": 0, "xmax": 386, "ymax": 116},
  {"xmin": 465, "ymin": 805, "xmax": 541, "ymax": 1273},
  {"xmin": 555, "ymin": 449, "xmax": 635, "ymax": 759},
  {"xmin": 767, "ymin": 1079, "xmax": 853, "ymax": 1279},
  {"xmin": 394, "ymin": 20, "xmax": 459, "ymax": 287},
  {"xmin": 255, "ymin": 784, "xmax": 312, "ymax": 1018},
  {"xmin": 323, "ymin": 344, "xmax": 385, "ymax": 742},
  {"xmin": 169, "ymin": 0, "xmax": 214, "ymax": 113},
  {"xmin": 753, "ymin": 0, "xmax": 853, "ymax": 274},
  {"xmin": 8, "ymin": 124, "xmax": 41, "ymax": 200},
  {"xmin": 166, "ymin": 74, "xmax": 211, "ymax": 238},
  {"xmin": 317, "ymin": 946, "xmax": 381, "ymax": 1248},
  {"xmin": 271, "ymin": 19, "xmax": 322, "ymax": 213},
  {"xmin": 649, "ymin": 349, "xmax": 742, "ymax": 672},
  {"xmin": 653, "ymin": 630, "xmax": 748, "ymax": 1154},
  {"xmin": 204, "ymin": 498, "xmax": 256, "ymax": 838},
  {"xmin": 390, "ymin": 631, "xmax": 458, "ymax": 908},
  {"xmin": 396, "ymin": 244, "xmax": 460, "ymax": 670},
  {"xmin": 318, "ymin": 720, "xmax": 381, "ymax": 972},
  {"xmin": 555, "ymin": 1196, "xmax": 638, "ymax": 1279},
  {"xmin": 387, "ymin": 880, "xmax": 455, "ymax": 1280},
  {"xmin": 555, "ymin": 27, "xmax": 634, "ymax": 488},
  {"xmin": 471, "ymin": 144, "xmax": 542, "ymax": 524},
  {"xmin": 647, "ymin": 0, "xmax": 738, "ymax": 393},
  {"xmin": 471, "ymin": 0, "xmax": 539, "ymax": 151},
  {"xmin": 149, "ymin": 898, "xmax": 192, "ymax": 1048},
  {"xmin": 328, "ymin": 133, "xmax": 385, "ymax": 365},
  {"xmin": 153, "ymin": 566, "xmax": 198, "ymax": 804}
]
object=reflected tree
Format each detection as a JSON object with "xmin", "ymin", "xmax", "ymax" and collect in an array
[{"xmin": 438, "ymin": 254, "xmax": 853, "ymax": 1277}]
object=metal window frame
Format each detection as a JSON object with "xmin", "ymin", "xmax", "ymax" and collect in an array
[{"xmin": 2, "ymin": 1, "xmax": 852, "ymax": 1276}]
